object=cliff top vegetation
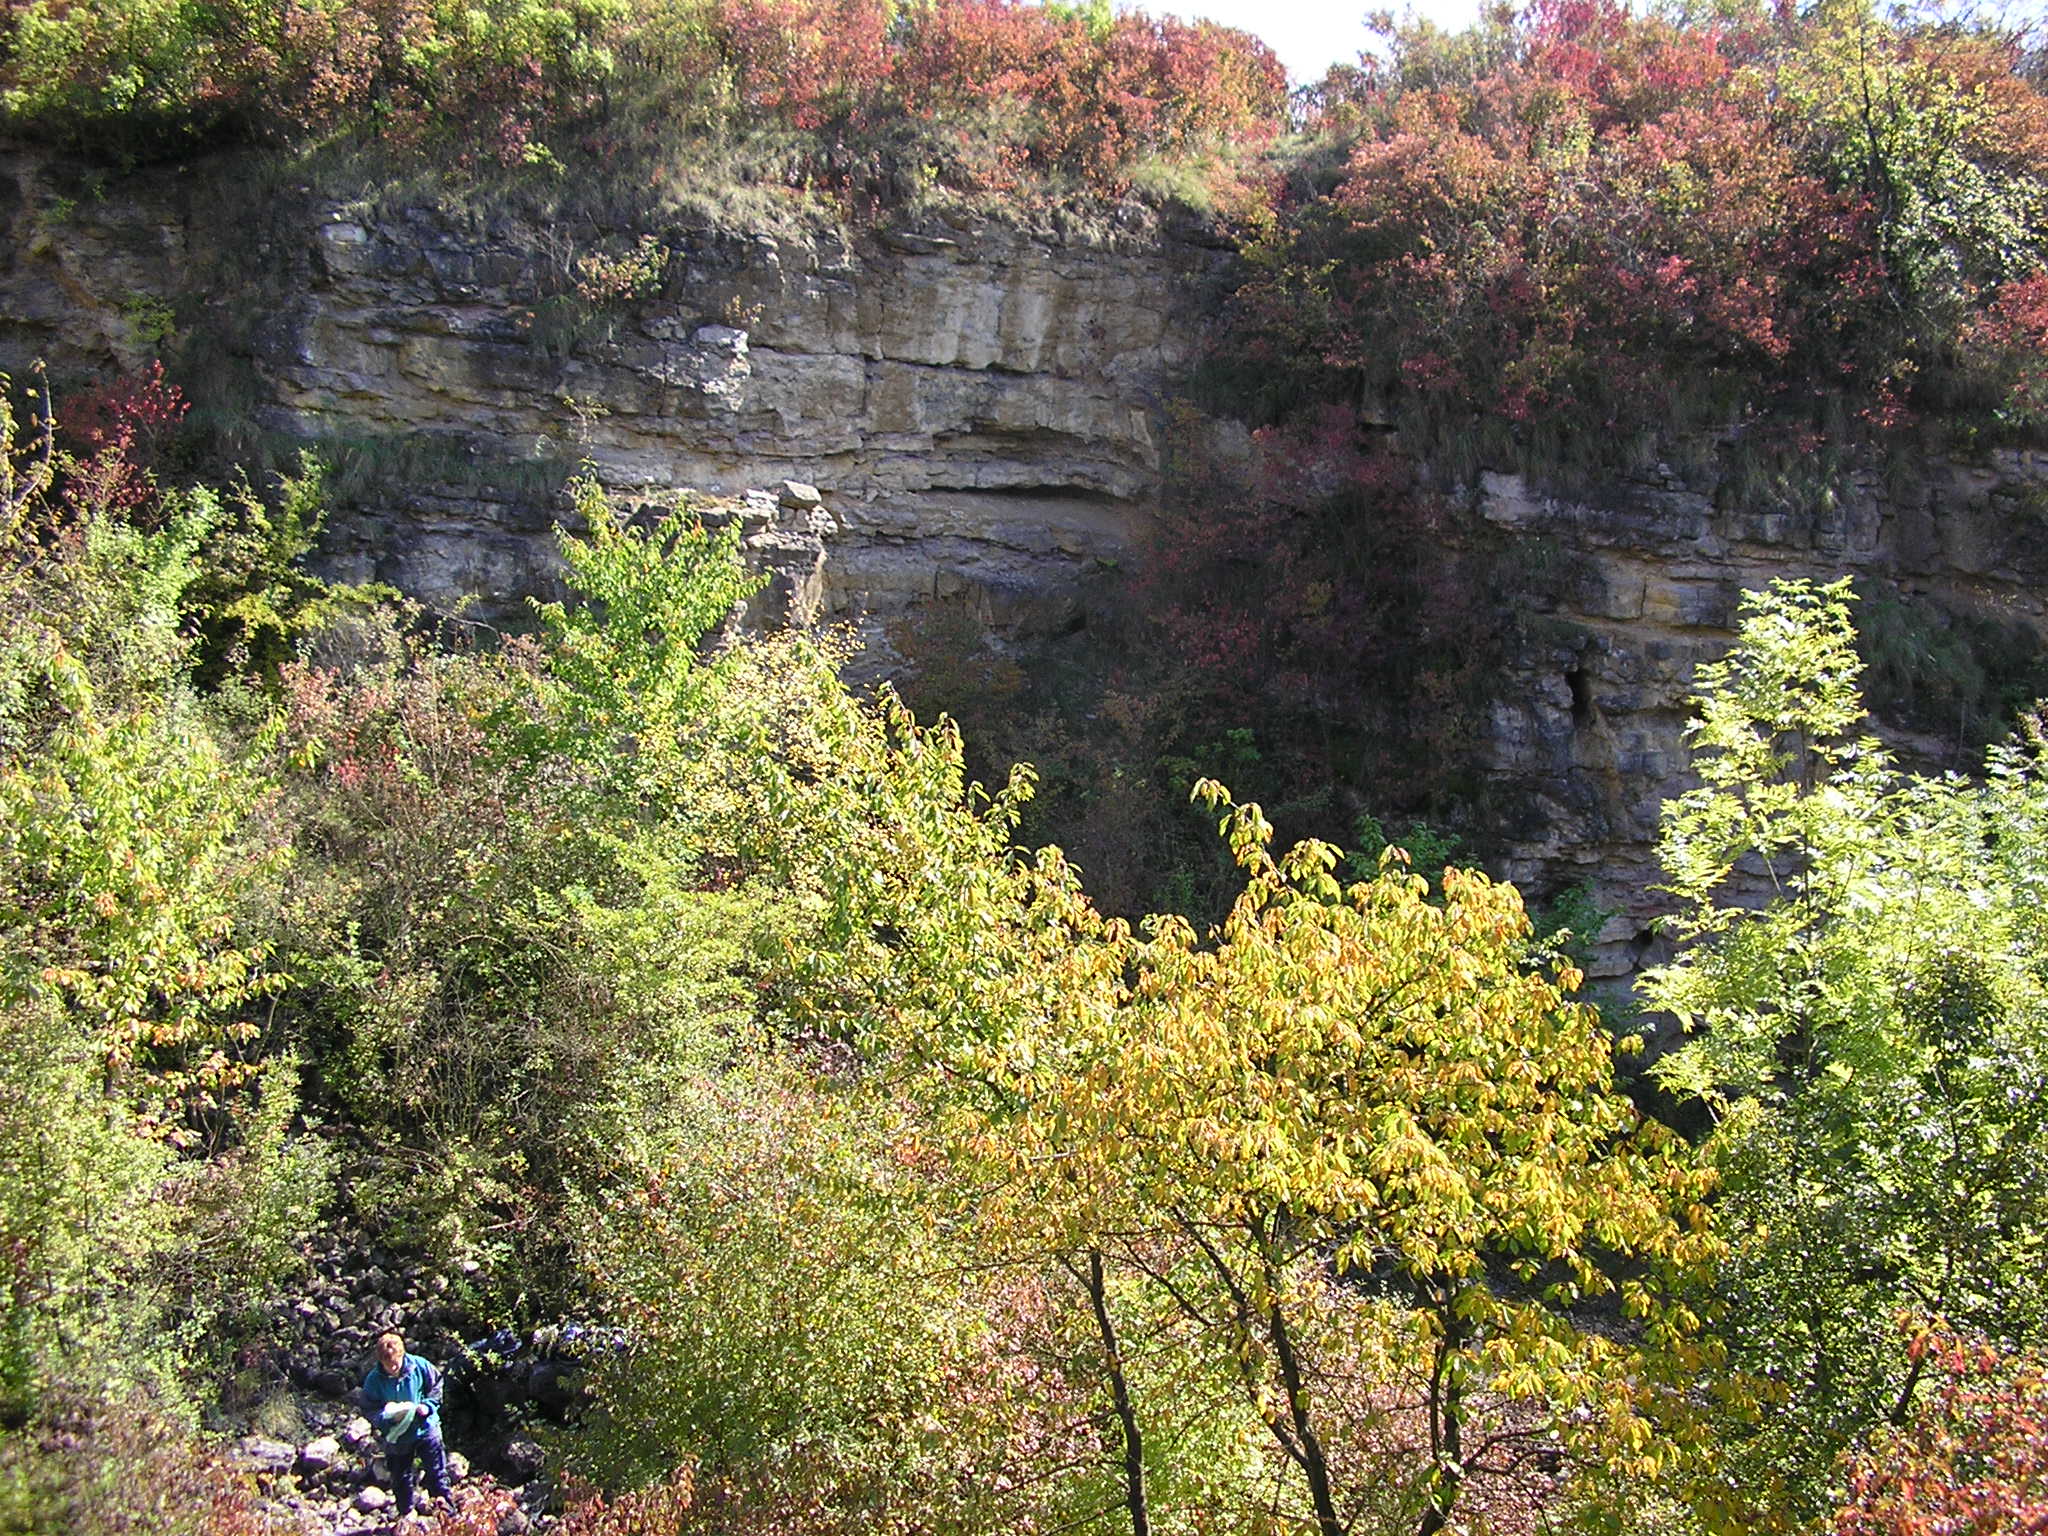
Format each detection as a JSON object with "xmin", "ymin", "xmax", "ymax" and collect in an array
[
  {"xmin": 0, "ymin": 0, "xmax": 1289, "ymax": 216},
  {"xmin": 1229, "ymin": 0, "xmax": 2048, "ymax": 475},
  {"xmin": 6, "ymin": 0, "xmax": 2043, "ymax": 460}
]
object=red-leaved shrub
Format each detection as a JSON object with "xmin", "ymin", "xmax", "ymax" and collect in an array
[{"xmin": 1836, "ymin": 1332, "xmax": 2048, "ymax": 1536}]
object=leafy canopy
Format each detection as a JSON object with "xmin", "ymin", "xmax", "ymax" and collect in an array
[{"xmin": 1646, "ymin": 578, "xmax": 2048, "ymax": 1523}]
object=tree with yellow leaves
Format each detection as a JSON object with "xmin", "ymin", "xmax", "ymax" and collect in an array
[
  {"xmin": 734, "ymin": 647, "xmax": 1725, "ymax": 1532},
  {"xmin": 995, "ymin": 783, "xmax": 1725, "ymax": 1536}
]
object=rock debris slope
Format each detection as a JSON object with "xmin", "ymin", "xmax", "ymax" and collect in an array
[{"xmin": 226, "ymin": 1230, "xmax": 569, "ymax": 1534}]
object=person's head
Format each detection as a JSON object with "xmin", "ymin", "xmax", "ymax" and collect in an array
[{"xmin": 376, "ymin": 1332, "xmax": 405, "ymax": 1376}]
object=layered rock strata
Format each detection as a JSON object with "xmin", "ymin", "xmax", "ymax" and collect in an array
[
  {"xmin": 8, "ymin": 150, "xmax": 2048, "ymax": 980},
  {"xmin": 0, "ymin": 154, "xmax": 1226, "ymax": 665},
  {"xmin": 1478, "ymin": 453, "xmax": 2048, "ymax": 982}
]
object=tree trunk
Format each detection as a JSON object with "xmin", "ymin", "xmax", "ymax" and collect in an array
[
  {"xmin": 1270, "ymin": 1297, "xmax": 1344, "ymax": 1536},
  {"xmin": 1417, "ymin": 1314, "xmax": 1466, "ymax": 1536},
  {"xmin": 1168, "ymin": 1209, "xmax": 1344, "ymax": 1536},
  {"xmin": 1080, "ymin": 1248, "xmax": 1150, "ymax": 1536}
]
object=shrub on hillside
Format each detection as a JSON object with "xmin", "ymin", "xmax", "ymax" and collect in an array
[
  {"xmin": 0, "ymin": 0, "xmax": 624, "ymax": 162},
  {"xmin": 261, "ymin": 510, "xmax": 786, "ymax": 1282},
  {"xmin": 1231, "ymin": 0, "xmax": 2048, "ymax": 476},
  {"xmin": 0, "ymin": 378, "xmax": 330, "ymax": 1424},
  {"xmin": 0, "ymin": 0, "xmax": 1285, "ymax": 192},
  {"xmin": 0, "ymin": 1396, "xmax": 270, "ymax": 1536}
]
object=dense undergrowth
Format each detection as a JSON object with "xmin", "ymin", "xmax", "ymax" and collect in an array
[
  {"xmin": 6, "ymin": 1, "xmax": 2048, "ymax": 1532},
  {"xmin": 7, "ymin": 349, "xmax": 2048, "ymax": 1534}
]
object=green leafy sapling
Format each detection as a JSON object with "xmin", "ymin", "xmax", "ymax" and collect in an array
[{"xmin": 1644, "ymin": 578, "xmax": 2048, "ymax": 1524}]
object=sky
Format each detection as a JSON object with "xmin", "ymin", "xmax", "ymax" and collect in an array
[{"xmin": 1148, "ymin": 0, "xmax": 1488, "ymax": 82}]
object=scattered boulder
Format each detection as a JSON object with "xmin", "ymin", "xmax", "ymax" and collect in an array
[
  {"xmin": 353, "ymin": 1485, "xmax": 391, "ymax": 1514},
  {"xmin": 297, "ymin": 1435, "xmax": 343, "ymax": 1477},
  {"xmin": 500, "ymin": 1437, "xmax": 545, "ymax": 1485},
  {"xmin": 527, "ymin": 1360, "xmax": 579, "ymax": 1415},
  {"xmin": 232, "ymin": 1436, "xmax": 299, "ymax": 1476},
  {"xmin": 310, "ymin": 1366, "xmax": 352, "ymax": 1399}
]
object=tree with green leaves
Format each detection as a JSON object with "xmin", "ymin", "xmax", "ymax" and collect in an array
[
  {"xmin": 0, "ymin": 381, "xmax": 328, "ymax": 1424},
  {"xmin": 528, "ymin": 472, "xmax": 762, "ymax": 788},
  {"xmin": 1645, "ymin": 578, "xmax": 2048, "ymax": 1524},
  {"xmin": 262, "ymin": 470, "xmax": 793, "ymax": 1285},
  {"xmin": 1787, "ymin": 0, "xmax": 2048, "ymax": 333}
]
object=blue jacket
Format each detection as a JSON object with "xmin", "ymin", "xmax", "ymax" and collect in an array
[{"xmin": 360, "ymin": 1354, "xmax": 443, "ymax": 1445}]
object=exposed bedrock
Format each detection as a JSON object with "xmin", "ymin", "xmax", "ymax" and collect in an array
[
  {"xmin": 7, "ymin": 148, "xmax": 2048, "ymax": 980},
  {"xmin": 1476, "ymin": 454, "xmax": 2048, "ymax": 983},
  {"xmin": 0, "ymin": 152, "xmax": 1225, "ymax": 670}
]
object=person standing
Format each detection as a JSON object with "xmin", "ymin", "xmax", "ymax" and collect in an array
[{"xmin": 360, "ymin": 1330, "xmax": 453, "ymax": 1519}]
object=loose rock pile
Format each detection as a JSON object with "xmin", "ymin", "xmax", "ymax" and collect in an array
[
  {"xmin": 276, "ymin": 1233, "xmax": 475, "ymax": 1403},
  {"xmin": 225, "ymin": 1233, "xmax": 573, "ymax": 1535},
  {"xmin": 227, "ymin": 1415, "xmax": 542, "ymax": 1535}
]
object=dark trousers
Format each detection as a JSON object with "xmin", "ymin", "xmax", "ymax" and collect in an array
[{"xmin": 388, "ymin": 1419, "xmax": 452, "ymax": 1515}]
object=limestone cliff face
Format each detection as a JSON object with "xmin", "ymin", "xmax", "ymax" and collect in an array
[
  {"xmin": 0, "ymin": 152, "xmax": 1229, "ymax": 666},
  {"xmin": 1477, "ymin": 454, "xmax": 2048, "ymax": 981},
  {"xmin": 8, "ymin": 149, "xmax": 2048, "ymax": 979}
]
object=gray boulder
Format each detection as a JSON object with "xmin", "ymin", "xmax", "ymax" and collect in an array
[
  {"xmin": 499, "ymin": 1437, "xmax": 544, "ymax": 1484},
  {"xmin": 296, "ymin": 1435, "xmax": 343, "ymax": 1477},
  {"xmin": 231, "ymin": 1436, "xmax": 298, "ymax": 1477}
]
